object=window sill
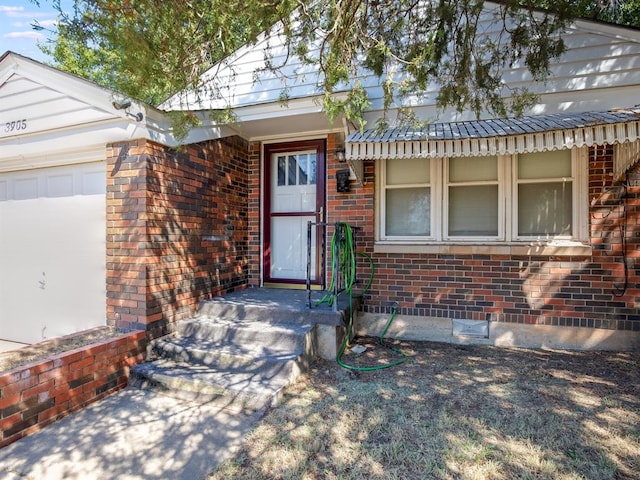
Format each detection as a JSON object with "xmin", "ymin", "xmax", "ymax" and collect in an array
[{"xmin": 373, "ymin": 242, "xmax": 592, "ymax": 257}]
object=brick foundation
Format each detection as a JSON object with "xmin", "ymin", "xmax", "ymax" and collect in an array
[{"xmin": 0, "ymin": 331, "xmax": 146, "ymax": 448}]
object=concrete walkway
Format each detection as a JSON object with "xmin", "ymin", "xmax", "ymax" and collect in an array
[{"xmin": 0, "ymin": 388, "xmax": 263, "ymax": 480}]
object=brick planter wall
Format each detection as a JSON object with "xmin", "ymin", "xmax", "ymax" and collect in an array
[
  {"xmin": 106, "ymin": 138, "xmax": 249, "ymax": 338},
  {"xmin": 0, "ymin": 331, "xmax": 146, "ymax": 448}
]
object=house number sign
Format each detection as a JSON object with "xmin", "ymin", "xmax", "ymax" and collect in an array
[{"xmin": 4, "ymin": 119, "xmax": 28, "ymax": 133}]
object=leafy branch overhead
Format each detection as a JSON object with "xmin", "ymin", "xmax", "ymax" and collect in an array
[
  {"xmin": 40, "ymin": 0, "xmax": 639, "ymax": 136},
  {"xmin": 279, "ymin": 0, "xmax": 574, "ymax": 130}
]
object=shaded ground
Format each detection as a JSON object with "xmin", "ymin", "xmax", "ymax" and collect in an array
[
  {"xmin": 0, "ymin": 327, "xmax": 121, "ymax": 373},
  {"xmin": 209, "ymin": 338, "xmax": 640, "ymax": 480},
  {"xmin": 0, "ymin": 388, "xmax": 262, "ymax": 480}
]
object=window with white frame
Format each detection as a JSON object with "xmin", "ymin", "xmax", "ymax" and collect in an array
[
  {"xmin": 515, "ymin": 151, "xmax": 573, "ymax": 239},
  {"xmin": 379, "ymin": 148, "xmax": 586, "ymax": 243},
  {"xmin": 384, "ymin": 157, "xmax": 431, "ymax": 237},
  {"xmin": 446, "ymin": 155, "xmax": 501, "ymax": 239}
]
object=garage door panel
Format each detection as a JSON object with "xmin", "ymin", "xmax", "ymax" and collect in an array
[{"xmin": 0, "ymin": 162, "xmax": 106, "ymax": 344}]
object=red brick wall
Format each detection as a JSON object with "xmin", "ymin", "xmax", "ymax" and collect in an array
[
  {"xmin": 106, "ymin": 138, "xmax": 249, "ymax": 337},
  {"xmin": 325, "ymin": 143, "xmax": 640, "ymax": 332},
  {"xmin": 0, "ymin": 331, "xmax": 146, "ymax": 448},
  {"xmin": 154, "ymin": 132, "xmax": 637, "ymax": 333},
  {"xmin": 248, "ymin": 141, "xmax": 261, "ymax": 286}
]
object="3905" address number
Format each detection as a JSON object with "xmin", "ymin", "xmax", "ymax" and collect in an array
[{"xmin": 4, "ymin": 119, "xmax": 28, "ymax": 133}]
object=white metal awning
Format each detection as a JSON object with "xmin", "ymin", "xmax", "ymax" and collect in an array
[{"xmin": 346, "ymin": 109, "xmax": 640, "ymax": 161}]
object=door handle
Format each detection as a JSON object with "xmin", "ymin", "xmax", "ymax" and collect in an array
[{"xmin": 317, "ymin": 206, "xmax": 324, "ymax": 223}]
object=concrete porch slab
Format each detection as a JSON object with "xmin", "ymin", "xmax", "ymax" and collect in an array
[{"xmin": 200, "ymin": 288, "xmax": 357, "ymax": 326}]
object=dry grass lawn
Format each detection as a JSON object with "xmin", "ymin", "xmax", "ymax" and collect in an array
[{"xmin": 209, "ymin": 338, "xmax": 639, "ymax": 480}]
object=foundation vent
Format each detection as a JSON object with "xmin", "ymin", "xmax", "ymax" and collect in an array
[{"xmin": 452, "ymin": 319, "xmax": 489, "ymax": 338}]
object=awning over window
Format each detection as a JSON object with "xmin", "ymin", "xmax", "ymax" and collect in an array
[{"xmin": 346, "ymin": 109, "xmax": 640, "ymax": 161}]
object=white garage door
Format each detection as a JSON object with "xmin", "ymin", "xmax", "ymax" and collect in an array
[{"xmin": 0, "ymin": 162, "xmax": 106, "ymax": 344}]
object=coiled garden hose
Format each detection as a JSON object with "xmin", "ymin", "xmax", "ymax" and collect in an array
[{"xmin": 316, "ymin": 223, "xmax": 409, "ymax": 370}]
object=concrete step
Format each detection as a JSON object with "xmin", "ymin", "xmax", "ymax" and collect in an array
[
  {"xmin": 128, "ymin": 289, "xmax": 351, "ymax": 411},
  {"xmin": 131, "ymin": 312, "xmax": 318, "ymax": 411},
  {"xmin": 177, "ymin": 317, "xmax": 314, "ymax": 350},
  {"xmin": 197, "ymin": 295, "xmax": 350, "ymax": 326},
  {"xmin": 129, "ymin": 359, "xmax": 290, "ymax": 412},
  {"xmin": 147, "ymin": 335, "xmax": 312, "ymax": 374}
]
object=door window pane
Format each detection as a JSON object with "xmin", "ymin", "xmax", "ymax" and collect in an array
[
  {"xmin": 308, "ymin": 154, "xmax": 317, "ymax": 184},
  {"xmin": 277, "ymin": 152, "xmax": 317, "ymax": 186},
  {"xmin": 518, "ymin": 182, "xmax": 572, "ymax": 236},
  {"xmin": 448, "ymin": 185, "xmax": 498, "ymax": 236},
  {"xmin": 386, "ymin": 188, "xmax": 430, "ymax": 236},
  {"xmin": 288, "ymin": 155, "xmax": 298, "ymax": 185},
  {"xmin": 295, "ymin": 153, "xmax": 317, "ymax": 185},
  {"xmin": 277, "ymin": 156, "xmax": 286, "ymax": 186}
]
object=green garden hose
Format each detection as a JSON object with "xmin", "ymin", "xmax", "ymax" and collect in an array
[{"xmin": 316, "ymin": 223, "xmax": 409, "ymax": 371}]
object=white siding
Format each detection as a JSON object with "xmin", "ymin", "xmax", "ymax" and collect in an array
[
  {"xmin": 164, "ymin": 5, "xmax": 640, "ymax": 122},
  {"xmin": 164, "ymin": 32, "xmax": 325, "ymax": 110},
  {"xmin": 0, "ymin": 74, "xmax": 115, "ymax": 140},
  {"xmin": 0, "ymin": 54, "xmax": 169, "ymax": 162}
]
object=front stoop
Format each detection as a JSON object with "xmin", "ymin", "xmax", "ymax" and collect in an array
[{"xmin": 129, "ymin": 292, "xmax": 343, "ymax": 412}]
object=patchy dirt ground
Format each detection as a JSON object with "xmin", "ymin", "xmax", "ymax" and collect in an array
[
  {"xmin": 0, "ymin": 327, "xmax": 123, "ymax": 373},
  {"xmin": 210, "ymin": 337, "xmax": 640, "ymax": 480}
]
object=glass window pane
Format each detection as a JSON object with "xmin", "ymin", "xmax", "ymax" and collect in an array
[
  {"xmin": 298, "ymin": 154, "xmax": 309, "ymax": 185},
  {"xmin": 385, "ymin": 188, "xmax": 430, "ymax": 236},
  {"xmin": 293, "ymin": 153, "xmax": 317, "ymax": 185},
  {"xmin": 518, "ymin": 182, "xmax": 572, "ymax": 236},
  {"xmin": 519, "ymin": 151, "xmax": 571, "ymax": 179},
  {"xmin": 387, "ymin": 158, "xmax": 430, "ymax": 185},
  {"xmin": 309, "ymin": 154, "xmax": 317, "ymax": 184},
  {"xmin": 277, "ymin": 156, "xmax": 286, "ymax": 186},
  {"xmin": 449, "ymin": 156, "xmax": 497, "ymax": 182},
  {"xmin": 448, "ymin": 185, "xmax": 498, "ymax": 236},
  {"xmin": 288, "ymin": 155, "xmax": 298, "ymax": 185}
]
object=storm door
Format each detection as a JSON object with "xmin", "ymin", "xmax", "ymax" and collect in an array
[{"xmin": 264, "ymin": 140, "xmax": 326, "ymax": 286}]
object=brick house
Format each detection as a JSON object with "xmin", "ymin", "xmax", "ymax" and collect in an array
[{"xmin": 1, "ymin": 7, "xmax": 640, "ymax": 352}]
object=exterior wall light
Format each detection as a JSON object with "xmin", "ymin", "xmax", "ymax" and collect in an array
[{"xmin": 335, "ymin": 148, "xmax": 346, "ymax": 162}]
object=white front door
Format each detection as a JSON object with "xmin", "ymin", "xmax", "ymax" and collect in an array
[{"xmin": 264, "ymin": 140, "xmax": 325, "ymax": 285}]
